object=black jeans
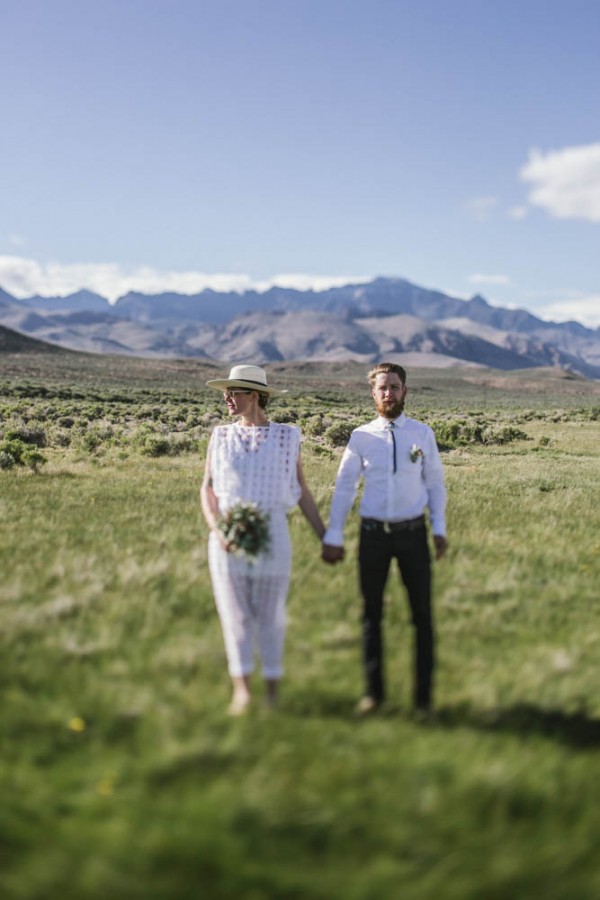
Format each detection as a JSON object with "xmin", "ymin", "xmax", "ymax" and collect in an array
[{"xmin": 358, "ymin": 520, "xmax": 434, "ymax": 708}]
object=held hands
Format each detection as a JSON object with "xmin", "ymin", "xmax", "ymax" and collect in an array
[
  {"xmin": 433, "ymin": 535, "xmax": 448, "ymax": 560},
  {"xmin": 322, "ymin": 543, "xmax": 345, "ymax": 565}
]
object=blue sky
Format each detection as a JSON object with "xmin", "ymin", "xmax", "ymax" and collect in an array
[{"xmin": 1, "ymin": 0, "xmax": 599, "ymax": 325}]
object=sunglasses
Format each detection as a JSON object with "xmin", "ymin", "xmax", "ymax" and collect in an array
[{"xmin": 223, "ymin": 390, "xmax": 253, "ymax": 400}]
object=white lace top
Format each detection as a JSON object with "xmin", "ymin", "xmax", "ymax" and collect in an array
[{"xmin": 208, "ymin": 422, "xmax": 302, "ymax": 515}]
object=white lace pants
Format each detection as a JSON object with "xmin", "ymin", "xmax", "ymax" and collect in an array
[{"xmin": 208, "ymin": 535, "xmax": 291, "ymax": 678}]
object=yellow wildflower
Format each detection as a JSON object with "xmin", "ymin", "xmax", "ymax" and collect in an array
[
  {"xmin": 68, "ymin": 716, "xmax": 86, "ymax": 732},
  {"xmin": 95, "ymin": 777, "xmax": 115, "ymax": 797}
]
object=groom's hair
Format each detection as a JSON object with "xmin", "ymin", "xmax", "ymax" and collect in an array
[{"xmin": 367, "ymin": 362, "xmax": 407, "ymax": 387}]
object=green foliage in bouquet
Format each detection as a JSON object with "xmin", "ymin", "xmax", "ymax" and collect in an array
[{"xmin": 218, "ymin": 501, "xmax": 271, "ymax": 561}]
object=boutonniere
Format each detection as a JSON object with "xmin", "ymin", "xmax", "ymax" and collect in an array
[{"xmin": 410, "ymin": 444, "xmax": 424, "ymax": 463}]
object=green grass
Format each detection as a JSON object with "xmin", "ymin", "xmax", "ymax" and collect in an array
[{"xmin": 1, "ymin": 355, "xmax": 600, "ymax": 899}]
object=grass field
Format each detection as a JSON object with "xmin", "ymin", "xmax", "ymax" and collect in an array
[{"xmin": 1, "ymin": 352, "xmax": 599, "ymax": 899}]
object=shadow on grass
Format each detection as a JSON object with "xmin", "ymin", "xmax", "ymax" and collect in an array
[
  {"xmin": 283, "ymin": 692, "xmax": 356, "ymax": 720},
  {"xmin": 283, "ymin": 695, "xmax": 600, "ymax": 748},
  {"xmin": 438, "ymin": 702, "xmax": 600, "ymax": 750},
  {"xmin": 283, "ymin": 692, "xmax": 412, "ymax": 721}
]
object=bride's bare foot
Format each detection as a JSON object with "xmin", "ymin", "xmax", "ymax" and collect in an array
[
  {"xmin": 228, "ymin": 675, "xmax": 252, "ymax": 716},
  {"xmin": 228, "ymin": 693, "xmax": 251, "ymax": 716}
]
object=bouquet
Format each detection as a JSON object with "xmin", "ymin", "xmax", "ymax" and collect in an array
[{"xmin": 218, "ymin": 502, "xmax": 271, "ymax": 561}]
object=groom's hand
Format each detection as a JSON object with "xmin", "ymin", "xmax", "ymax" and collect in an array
[
  {"xmin": 433, "ymin": 535, "xmax": 448, "ymax": 560},
  {"xmin": 322, "ymin": 543, "xmax": 345, "ymax": 564}
]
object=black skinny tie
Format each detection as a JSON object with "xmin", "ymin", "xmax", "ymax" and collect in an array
[{"xmin": 386, "ymin": 421, "xmax": 397, "ymax": 473}]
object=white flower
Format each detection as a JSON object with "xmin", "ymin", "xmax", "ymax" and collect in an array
[{"xmin": 410, "ymin": 444, "xmax": 424, "ymax": 463}]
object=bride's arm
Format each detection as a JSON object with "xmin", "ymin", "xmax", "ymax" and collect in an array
[{"xmin": 296, "ymin": 453, "xmax": 325, "ymax": 539}]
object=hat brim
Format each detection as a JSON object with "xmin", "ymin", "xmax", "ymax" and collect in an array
[{"xmin": 205, "ymin": 378, "xmax": 287, "ymax": 395}]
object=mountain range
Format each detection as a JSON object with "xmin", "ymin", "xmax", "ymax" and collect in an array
[{"xmin": 1, "ymin": 278, "xmax": 599, "ymax": 378}]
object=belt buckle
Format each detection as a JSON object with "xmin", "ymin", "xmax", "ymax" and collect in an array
[{"xmin": 383, "ymin": 521, "xmax": 391, "ymax": 534}]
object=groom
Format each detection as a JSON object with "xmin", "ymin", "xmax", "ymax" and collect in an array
[{"xmin": 322, "ymin": 363, "xmax": 447, "ymax": 717}]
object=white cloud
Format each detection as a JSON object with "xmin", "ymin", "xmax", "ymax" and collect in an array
[
  {"xmin": 508, "ymin": 205, "xmax": 529, "ymax": 220},
  {"xmin": 0, "ymin": 256, "xmax": 370, "ymax": 303},
  {"xmin": 467, "ymin": 273, "xmax": 512, "ymax": 287},
  {"xmin": 254, "ymin": 273, "xmax": 369, "ymax": 293},
  {"xmin": 520, "ymin": 143, "xmax": 600, "ymax": 222},
  {"xmin": 534, "ymin": 295, "xmax": 600, "ymax": 329},
  {"xmin": 466, "ymin": 196, "xmax": 498, "ymax": 221}
]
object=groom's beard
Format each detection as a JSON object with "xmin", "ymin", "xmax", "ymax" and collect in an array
[{"xmin": 375, "ymin": 397, "xmax": 405, "ymax": 420}]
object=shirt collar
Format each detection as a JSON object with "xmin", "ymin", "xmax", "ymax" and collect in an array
[{"xmin": 376, "ymin": 412, "xmax": 406, "ymax": 429}]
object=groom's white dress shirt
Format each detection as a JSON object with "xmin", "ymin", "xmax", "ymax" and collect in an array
[{"xmin": 323, "ymin": 413, "xmax": 446, "ymax": 547}]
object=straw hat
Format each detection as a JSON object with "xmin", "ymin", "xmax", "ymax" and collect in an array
[{"xmin": 205, "ymin": 364, "xmax": 287, "ymax": 395}]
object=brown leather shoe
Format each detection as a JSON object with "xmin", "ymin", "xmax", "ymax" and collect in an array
[{"xmin": 355, "ymin": 696, "xmax": 380, "ymax": 716}]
